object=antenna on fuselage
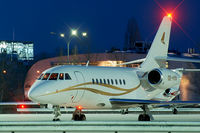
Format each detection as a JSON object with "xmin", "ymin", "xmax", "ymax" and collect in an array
[{"xmin": 86, "ymin": 60, "xmax": 90, "ymax": 67}]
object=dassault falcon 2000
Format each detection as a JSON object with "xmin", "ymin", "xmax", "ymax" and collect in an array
[{"xmin": 27, "ymin": 14, "xmax": 200, "ymax": 121}]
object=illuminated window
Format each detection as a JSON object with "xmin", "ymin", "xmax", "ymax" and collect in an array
[
  {"xmin": 38, "ymin": 73, "xmax": 44, "ymax": 80},
  {"xmin": 111, "ymin": 79, "xmax": 114, "ymax": 85},
  {"xmin": 123, "ymin": 79, "xmax": 126, "ymax": 85},
  {"xmin": 100, "ymin": 79, "xmax": 102, "ymax": 84},
  {"xmin": 92, "ymin": 79, "xmax": 95, "ymax": 84},
  {"xmin": 103, "ymin": 79, "xmax": 106, "ymax": 84},
  {"xmin": 115, "ymin": 79, "xmax": 118, "ymax": 85},
  {"xmin": 59, "ymin": 73, "xmax": 64, "ymax": 80},
  {"xmin": 96, "ymin": 79, "xmax": 99, "ymax": 84},
  {"xmin": 42, "ymin": 73, "xmax": 50, "ymax": 80},
  {"xmin": 49, "ymin": 73, "xmax": 58, "ymax": 80},
  {"xmin": 107, "ymin": 79, "xmax": 110, "ymax": 85},
  {"xmin": 65, "ymin": 73, "xmax": 71, "ymax": 80},
  {"xmin": 119, "ymin": 79, "xmax": 122, "ymax": 85}
]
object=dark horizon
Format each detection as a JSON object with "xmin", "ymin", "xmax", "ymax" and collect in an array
[{"xmin": 0, "ymin": 0, "xmax": 199, "ymax": 56}]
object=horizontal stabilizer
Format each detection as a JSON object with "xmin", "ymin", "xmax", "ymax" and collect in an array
[
  {"xmin": 156, "ymin": 56, "xmax": 200, "ymax": 63},
  {"xmin": 175, "ymin": 68, "xmax": 200, "ymax": 72}
]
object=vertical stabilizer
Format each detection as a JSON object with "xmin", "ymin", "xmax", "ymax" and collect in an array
[{"xmin": 141, "ymin": 16, "xmax": 172, "ymax": 71}]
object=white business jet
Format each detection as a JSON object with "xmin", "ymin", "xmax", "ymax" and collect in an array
[{"xmin": 27, "ymin": 14, "xmax": 200, "ymax": 121}]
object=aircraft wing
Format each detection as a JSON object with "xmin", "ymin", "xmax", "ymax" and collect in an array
[
  {"xmin": 109, "ymin": 98, "xmax": 200, "ymax": 108},
  {"xmin": 117, "ymin": 56, "xmax": 200, "ymax": 66},
  {"xmin": 0, "ymin": 102, "xmax": 39, "ymax": 106},
  {"xmin": 116, "ymin": 58, "xmax": 146, "ymax": 66},
  {"xmin": 156, "ymin": 56, "xmax": 200, "ymax": 63}
]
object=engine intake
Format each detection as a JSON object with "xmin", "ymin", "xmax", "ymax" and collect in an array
[
  {"xmin": 148, "ymin": 69, "xmax": 162, "ymax": 84},
  {"xmin": 147, "ymin": 68, "xmax": 180, "ymax": 89}
]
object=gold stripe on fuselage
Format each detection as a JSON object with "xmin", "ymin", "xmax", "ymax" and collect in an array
[{"xmin": 39, "ymin": 82, "xmax": 141, "ymax": 97}]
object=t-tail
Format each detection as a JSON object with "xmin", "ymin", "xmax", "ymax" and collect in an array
[{"xmin": 141, "ymin": 16, "xmax": 172, "ymax": 71}]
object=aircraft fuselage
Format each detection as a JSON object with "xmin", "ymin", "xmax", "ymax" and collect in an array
[{"xmin": 28, "ymin": 65, "xmax": 151, "ymax": 109}]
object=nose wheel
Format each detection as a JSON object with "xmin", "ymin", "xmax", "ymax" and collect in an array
[
  {"xmin": 53, "ymin": 105, "xmax": 61, "ymax": 121},
  {"xmin": 138, "ymin": 114, "xmax": 150, "ymax": 121},
  {"xmin": 72, "ymin": 106, "xmax": 86, "ymax": 121}
]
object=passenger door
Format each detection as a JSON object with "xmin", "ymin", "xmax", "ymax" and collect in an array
[{"xmin": 72, "ymin": 71, "xmax": 85, "ymax": 103}]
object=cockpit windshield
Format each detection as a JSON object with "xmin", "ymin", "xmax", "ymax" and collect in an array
[
  {"xmin": 42, "ymin": 73, "xmax": 50, "ymax": 80},
  {"xmin": 38, "ymin": 72, "xmax": 71, "ymax": 81},
  {"xmin": 38, "ymin": 73, "xmax": 44, "ymax": 80},
  {"xmin": 65, "ymin": 73, "xmax": 71, "ymax": 80},
  {"xmin": 59, "ymin": 73, "xmax": 64, "ymax": 80},
  {"xmin": 49, "ymin": 73, "xmax": 58, "ymax": 80}
]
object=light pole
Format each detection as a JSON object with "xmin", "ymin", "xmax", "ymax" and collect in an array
[
  {"xmin": 67, "ymin": 37, "xmax": 73, "ymax": 63},
  {"xmin": 60, "ymin": 29, "xmax": 77, "ymax": 63},
  {"xmin": 60, "ymin": 30, "xmax": 87, "ymax": 64}
]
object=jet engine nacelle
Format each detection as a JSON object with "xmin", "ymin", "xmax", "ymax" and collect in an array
[{"xmin": 147, "ymin": 68, "xmax": 180, "ymax": 89}]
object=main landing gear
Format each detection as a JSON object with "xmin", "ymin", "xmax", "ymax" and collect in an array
[
  {"xmin": 138, "ymin": 105, "xmax": 154, "ymax": 121},
  {"xmin": 72, "ymin": 106, "xmax": 86, "ymax": 121},
  {"xmin": 52, "ymin": 105, "xmax": 86, "ymax": 121},
  {"xmin": 173, "ymin": 108, "xmax": 178, "ymax": 114},
  {"xmin": 53, "ymin": 105, "xmax": 61, "ymax": 121},
  {"xmin": 121, "ymin": 109, "xmax": 129, "ymax": 115}
]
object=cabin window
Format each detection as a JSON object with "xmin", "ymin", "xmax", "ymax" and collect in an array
[
  {"xmin": 92, "ymin": 79, "xmax": 95, "ymax": 84},
  {"xmin": 49, "ymin": 73, "xmax": 58, "ymax": 80},
  {"xmin": 38, "ymin": 73, "xmax": 44, "ymax": 80},
  {"xmin": 103, "ymin": 79, "xmax": 106, "ymax": 84},
  {"xmin": 115, "ymin": 79, "xmax": 118, "ymax": 85},
  {"xmin": 42, "ymin": 73, "xmax": 50, "ymax": 80},
  {"xmin": 96, "ymin": 79, "xmax": 99, "ymax": 84},
  {"xmin": 65, "ymin": 73, "xmax": 71, "ymax": 80},
  {"xmin": 59, "ymin": 73, "xmax": 64, "ymax": 80},
  {"xmin": 100, "ymin": 79, "xmax": 102, "ymax": 84},
  {"xmin": 107, "ymin": 79, "xmax": 110, "ymax": 85},
  {"xmin": 111, "ymin": 79, "xmax": 114, "ymax": 85},
  {"xmin": 123, "ymin": 79, "xmax": 126, "ymax": 85},
  {"xmin": 119, "ymin": 79, "xmax": 122, "ymax": 85}
]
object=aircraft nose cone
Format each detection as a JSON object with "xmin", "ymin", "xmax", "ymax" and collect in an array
[{"xmin": 28, "ymin": 87, "xmax": 39, "ymax": 102}]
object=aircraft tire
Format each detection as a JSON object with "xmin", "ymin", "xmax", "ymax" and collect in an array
[
  {"xmin": 173, "ymin": 108, "xmax": 178, "ymax": 114},
  {"xmin": 73, "ymin": 114, "xmax": 86, "ymax": 121},
  {"xmin": 138, "ymin": 114, "xmax": 150, "ymax": 121},
  {"xmin": 80, "ymin": 114, "xmax": 86, "ymax": 121},
  {"xmin": 53, "ymin": 118, "xmax": 60, "ymax": 121}
]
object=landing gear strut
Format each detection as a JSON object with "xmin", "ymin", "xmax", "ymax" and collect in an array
[
  {"xmin": 173, "ymin": 108, "xmax": 178, "ymax": 114},
  {"xmin": 53, "ymin": 105, "xmax": 61, "ymax": 121},
  {"xmin": 138, "ymin": 105, "xmax": 153, "ymax": 121},
  {"xmin": 121, "ymin": 109, "xmax": 129, "ymax": 115},
  {"xmin": 72, "ymin": 106, "xmax": 86, "ymax": 121}
]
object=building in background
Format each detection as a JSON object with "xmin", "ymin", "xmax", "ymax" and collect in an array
[
  {"xmin": 124, "ymin": 17, "xmax": 142, "ymax": 50},
  {"xmin": 0, "ymin": 40, "xmax": 34, "ymax": 61}
]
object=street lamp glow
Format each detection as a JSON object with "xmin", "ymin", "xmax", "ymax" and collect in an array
[
  {"xmin": 71, "ymin": 30, "xmax": 77, "ymax": 36},
  {"xmin": 36, "ymin": 70, "xmax": 40, "ymax": 74},
  {"xmin": 60, "ymin": 33, "xmax": 65, "ymax": 38},
  {"xmin": 82, "ymin": 32, "xmax": 87, "ymax": 37},
  {"xmin": 2, "ymin": 70, "xmax": 7, "ymax": 74}
]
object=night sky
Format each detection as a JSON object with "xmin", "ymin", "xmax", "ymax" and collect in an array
[{"xmin": 0, "ymin": 0, "xmax": 200, "ymax": 56}]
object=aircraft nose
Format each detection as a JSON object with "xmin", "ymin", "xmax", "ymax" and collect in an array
[
  {"xmin": 28, "ymin": 87, "xmax": 39, "ymax": 102},
  {"xmin": 28, "ymin": 82, "xmax": 51, "ymax": 104}
]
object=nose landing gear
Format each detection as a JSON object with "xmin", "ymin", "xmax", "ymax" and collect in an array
[
  {"xmin": 53, "ymin": 105, "xmax": 61, "ymax": 121},
  {"xmin": 72, "ymin": 106, "xmax": 86, "ymax": 121}
]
